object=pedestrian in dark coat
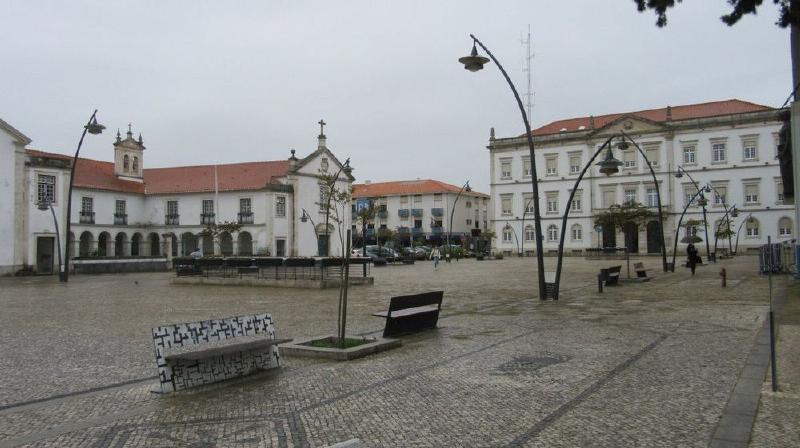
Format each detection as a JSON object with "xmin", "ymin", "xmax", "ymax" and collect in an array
[{"xmin": 687, "ymin": 243, "xmax": 698, "ymax": 275}]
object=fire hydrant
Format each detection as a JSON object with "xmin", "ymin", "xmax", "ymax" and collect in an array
[{"xmin": 720, "ymin": 268, "xmax": 727, "ymax": 287}]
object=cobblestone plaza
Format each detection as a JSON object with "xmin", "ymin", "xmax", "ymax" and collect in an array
[{"xmin": 0, "ymin": 256, "xmax": 794, "ymax": 447}]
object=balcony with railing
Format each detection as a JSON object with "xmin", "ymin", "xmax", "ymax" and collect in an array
[
  {"xmin": 113, "ymin": 213, "xmax": 127, "ymax": 225},
  {"xmin": 79, "ymin": 211, "xmax": 95, "ymax": 224},
  {"xmin": 411, "ymin": 208, "xmax": 423, "ymax": 218},
  {"xmin": 398, "ymin": 209, "xmax": 410, "ymax": 218},
  {"xmin": 201, "ymin": 213, "xmax": 216, "ymax": 225},
  {"xmin": 412, "ymin": 227, "xmax": 424, "ymax": 236},
  {"xmin": 238, "ymin": 211, "xmax": 254, "ymax": 224},
  {"xmin": 431, "ymin": 226, "xmax": 443, "ymax": 234},
  {"xmin": 165, "ymin": 214, "xmax": 180, "ymax": 225},
  {"xmin": 377, "ymin": 210, "xmax": 388, "ymax": 219},
  {"xmin": 431, "ymin": 207, "xmax": 444, "ymax": 217},
  {"xmin": 397, "ymin": 226, "xmax": 410, "ymax": 234}
]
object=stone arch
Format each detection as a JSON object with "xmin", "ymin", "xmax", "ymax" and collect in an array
[
  {"xmin": 149, "ymin": 232, "xmax": 160, "ymax": 256},
  {"xmin": 220, "ymin": 232, "xmax": 234, "ymax": 256},
  {"xmin": 115, "ymin": 232, "xmax": 128, "ymax": 257},
  {"xmin": 79, "ymin": 231, "xmax": 93, "ymax": 257},
  {"xmin": 132, "ymin": 156, "xmax": 139, "ymax": 172},
  {"xmin": 131, "ymin": 232, "xmax": 143, "ymax": 256},
  {"xmin": 181, "ymin": 232, "xmax": 197, "ymax": 256},
  {"xmin": 123, "ymin": 154, "xmax": 130, "ymax": 172},
  {"xmin": 570, "ymin": 223, "xmax": 583, "ymax": 242},
  {"xmin": 164, "ymin": 232, "xmax": 178, "ymax": 256},
  {"xmin": 238, "ymin": 231, "xmax": 253, "ymax": 255},
  {"xmin": 524, "ymin": 225, "xmax": 535, "ymax": 242},
  {"xmin": 746, "ymin": 217, "xmax": 760, "ymax": 237},
  {"xmin": 778, "ymin": 216, "xmax": 793, "ymax": 237},
  {"xmin": 201, "ymin": 233, "xmax": 214, "ymax": 255},
  {"xmin": 547, "ymin": 224, "xmax": 558, "ymax": 242},
  {"xmin": 97, "ymin": 231, "xmax": 111, "ymax": 257}
]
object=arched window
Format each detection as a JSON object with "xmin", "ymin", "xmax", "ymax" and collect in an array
[
  {"xmin": 547, "ymin": 225, "xmax": 558, "ymax": 242},
  {"xmin": 746, "ymin": 218, "xmax": 760, "ymax": 237},
  {"xmin": 524, "ymin": 225, "xmax": 535, "ymax": 242},
  {"xmin": 132, "ymin": 156, "xmax": 139, "ymax": 172},
  {"xmin": 123, "ymin": 155, "xmax": 130, "ymax": 172},
  {"xmin": 502, "ymin": 228, "xmax": 513, "ymax": 243},
  {"xmin": 779, "ymin": 217, "xmax": 792, "ymax": 237},
  {"xmin": 571, "ymin": 224, "xmax": 583, "ymax": 241}
]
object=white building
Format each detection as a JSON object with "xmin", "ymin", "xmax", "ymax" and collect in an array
[
  {"xmin": 351, "ymin": 180, "xmax": 489, "ymax": 246},
  {"xmin": 488, "ymin": 99, "xmax": 792, "ymax": 257},
  {"xmin": 1, "ymin": 121, "xmax": 353, "ymax": 276}
]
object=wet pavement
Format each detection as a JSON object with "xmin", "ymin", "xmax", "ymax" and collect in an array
[{"xmin": 0, "ymin": 255, "xmax": 791, "ymax": 447}]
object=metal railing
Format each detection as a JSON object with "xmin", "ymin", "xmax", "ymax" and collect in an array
[{"xmin": 79, "ymin": 211, "xmax": 94, "ymax": 224}]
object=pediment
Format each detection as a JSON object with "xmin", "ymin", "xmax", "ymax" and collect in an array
[{"xmin": 589, "ymin": 114, "xmax": 667, "ymax": 137}]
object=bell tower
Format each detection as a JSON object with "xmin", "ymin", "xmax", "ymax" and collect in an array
[{"xmin": 113, "ymin": 123, "xmax": 145, "ymax": 181}]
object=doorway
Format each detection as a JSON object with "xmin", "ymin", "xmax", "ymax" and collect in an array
[
  {"xmin": 623, "ymin": 222, "xmax": 639, "ymax": 253},
  {"xmin": 36, "ymin": 236, "xmax": 55, "ymax": 274},
  {"xmin": 646, "ymin": 221, "xmax": 662, "ymax": 254}
]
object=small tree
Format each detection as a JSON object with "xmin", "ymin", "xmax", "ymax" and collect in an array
[
  {"xmin": 199, "ymin": 220, "xmax": 242, "ymax": 255},
  {"xmin": 354, "ymin": 203, "xmax": 376, "ymax": 253},
  {"xmin": 681, "ymin": 219, "xmax": 704, "ymax": 244}
]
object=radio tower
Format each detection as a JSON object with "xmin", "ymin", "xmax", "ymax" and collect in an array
[{"xmin": 521, "ymin": 25, "xmax": 534, "ymax": 122}]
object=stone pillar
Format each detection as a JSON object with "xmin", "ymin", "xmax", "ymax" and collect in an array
[{"xmin": 164, "ymin": 234, "xmax": 174, "ymax": 268}]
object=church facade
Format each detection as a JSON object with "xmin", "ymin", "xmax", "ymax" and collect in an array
[{"xmin": 0, "ymin": 119, "xmax": 353, "ymax": 276}]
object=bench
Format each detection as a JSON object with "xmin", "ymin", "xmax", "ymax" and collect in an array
[
  {"xmin": 633, "ymin": 262, "xmax": 650, "ymax": 278},
  {"xmin": 151, "ymin": 313, "xmax": 290, "ymax": 393},
  {"xmin": 598, "ymin": 265, "xmax": 621, "ymax": 293},
  {"xmin": 371, "ymin": 291, "xmax": 443, "ymax": 337},
  {"xmin": 174, "ymin": 257, "xmax": 202, "ymax": 276}
]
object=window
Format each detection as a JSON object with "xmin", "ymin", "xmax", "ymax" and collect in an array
[
  {"xmin": 602, "ymin": 189, "xmax": 616, "ymax": 208},
  {"xmin": 686, "ymin": 225, "xmax": 699, "ymax": 239},
  {"xmin": 413, "ymin": 194, "xmax": 422, "ymax": 203},
  {"xmin": 623, "ymin": 150, "xmax": 636, "ymax": 169},
  {"xmin": 571, "ymin": 192, "xmax": 582, "ymax": 212},
  {"xmin": 501, "ymin": 194, "xmax": 513, "ymax": 215},
  {"xmin": 522, "ymin": 157, "xmax": 532, "ymax": 177},
  {"xmin": 465, "ymin": 219, "xmax": 472, "ymax": 225},
  {"xmin": 624, "ymin": 188, "xmax": 637, "ymax": 204},
  {"xmin": 123, "ymin": 154, "xmax": 130, "ymax": 172},
  {"xmin": 202, "ymin": 199, "xmax": 214, "ymax": 215},
  {"xmin": 644, "ymin": 144, "xmax": 660, "ymax": 168},
  {"xmin": 545, "ymin": 156, "xmax": 557, "ymax": 176},
  {"xmin": 319, "ymin": 185, "xmax": 328, "ymax": 210},
  {"xmin": 776, "ymin": 180, "xmax": 785, "ymax": 203},
  {"xmin": 433, "ymin": 193, "xmax": 442, "ymax": 204},
  {"xmin": 465, "ymin": 201, "xmax": 472, "ymax": 208},
  {"xmin": 240, "ymin": 198, "xmax": 252, "ymax": 214},
  {"xmin": 320, "ymin": 157, "xmax": 329, "ymax": 172},
  {"xmin": 646, "ymin": 188, "xmax": 658, "ymax": 207},
  {"xmin": 779, "ymin": 217, "xmax": 792, "ymax": 237},
  {"xmin": 712, "ymin": 141, "xmax": 727, "ymax": 163},
  {"xmin": 167, "ymin": 200, "xmax": 178, "ymax": 216},
  {"xmin": 271, "ymin": 196, "xmax": 285, "ymax": 217},
  {"xmin": 547, "ymin": 225, "xmax": 558, "ymax": 242},
  {"xmin": 546, "ymin": 193, "xmax": 558, "ymax": 214},
  {"xmin": 115, "ymin": 200, "xmax": 126, "ymax": 215},
  {"xmin": 400, "ymin": 195, "xmax": 408, "ymax": 205},
  {"xmin": 523, "ymin": 194, "xmax": 534, "ymax": 214},
  {"xmin": 37, "ymin": 174, "xmax": 56, "ymax": 204},
  {"xmin": 743, "ymin": 138, "xmax": 758, "ymax": 161},
  {"xmin": 711, "ymin": 186, "xmax": 727, "ymax": 206},
  {"xmin": 500, "ymin": 158, "xmax": 512, "ymax": 179},
  {"xmin": 503, "ymin": 228, "xmax": 513, "ymax": 242},
  {"xmin": 569, "ymin": 154, "xmax": 581, "ymax": 174},
  {"xmin": 132, "ymin": 156, "xmax": 139, "ymax": 172},
  {"xmin": 744, "ymin": 184, "xmax": 759, "ymax": 204},
  {"xmin": 571, "ymin": 224, "xmax": 583, "ymax": 241},
  {"xmin": 81, "ymin": 197, "xmax": 93, "ymax": 213},
  {"xmin": 525, "ymin": 225, "xmax": 535, "ymax": 241},
  {"xmin": 683, "ymin": 145, "xmax": 696, "ymax": 164},
  {"xmin": 746, "ymin": 218, "xmax": 760, "ymax": 237},
  {"xmin": 414, "ymin": 219, "xmax": 422, "ymax": 229},
  {"xmin": 684, "ymin": 188, "xmax": 697, "ymax": 207}
]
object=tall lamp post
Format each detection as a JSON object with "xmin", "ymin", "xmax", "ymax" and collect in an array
[
  {"xmin": 447, "ymin": 180, "xmax": 471, "ymax": 258},
  {"xmin": 38, "ymin": 200, "xmax": 64, "ymax": 281},
  {"xmin": 713, "ymin": 204, "xmax": 738, "ymax": 255},
  {"xmin": 674, "ymin": 166, "xmax": 712, "ymax": 260},
  {"xmin": 670, "ymin": 188, "xmax": 709, "ymax": 271},
  {"xmin": 519, "ymin": 197, "xmax": 534, "ymax": 256},
  {"xmin": 63, "ymin": 111, "xmax": 105, "ymax": 282},
  {"xmin": 460, "ymin": 35, "xmax": 547, "ymax": 300},
  {"xmin": 503, "ymin": 222, "xmax": 521, "ymax": 255},
  {"xmin": 300, "ymin": 208, "xmax": 319, "ymax": 254},
  {"xmin": 734, "ymin": 213, "xmax": 754, "ymax": 254}
]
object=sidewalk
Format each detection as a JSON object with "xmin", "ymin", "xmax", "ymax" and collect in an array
[{"xmin": 748, "ymin": 282, "xmax": 800, "ymax": 447}]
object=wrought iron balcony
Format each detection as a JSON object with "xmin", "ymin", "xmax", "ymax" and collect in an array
[
  {"xmin": 377, "ymin": 210, "xmax": 388, "ymax": 219},
  {"xmin": 411, "ymin": 208, "xmax": 423, "ymax": 218},
  {"xmin": 431, "ymin": 208, "xmax": 444, "ymax": 217},
  {"xmin": 79, "ymin": 211, "xmax": 94, "ymax": 224},
  {"xmin": 398, "ymin": 209, "xmax": 410, "ymax": 218},
  {"xmin": 165, "ymin": 214, "xmax": 180, "ymax": 225},
  {"xmin": 113, "ymin": 213, "xmax": 127, "ymax": 225},
  {"xmin": 200, "ymin": 213, "xmax": 215, "ymax": 225},
  {"xmin": 238, "ymin": 211, "xmax": 254, "ymax": 224}
]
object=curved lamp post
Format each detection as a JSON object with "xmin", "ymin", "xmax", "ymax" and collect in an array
[
  {"xmin": 553, "ymin": 135, "xmax": 619, "ymax": 299},
  {"xmin": 713, "ymin": 204, "xmax": 738, "ymax": 255},
  {"xmin": 300, "ymin": 208, "xmax": 319, "ymax": 254},
  {"xmin": 619, "ymin": 131, "xmax": 668, "ymax": 272},
  {"xmin": 460, "ymin": 35, "xmax": 547, "ymax": 300},
  {"xmin": 63, "ymin": 111, "xmax": 105, "ymax": 282},
  {"xmin": 447, "ymin": 180, "xmax": 471, "ymax": 258},
  {"xmin": 503, "ymin": 222, "xmax": 521, "ymax": 255},
  {"xmin": 519, "ymin": 196, "xmax": 535, "ymax": 256},
  {"xmin": 670, "ymin": 188, "xmax": 709, "ymax": 271},
  {"xmin": 38, "ymin": 200, "xmax": 64, "ymax": 281},
  {"xmin": 734, "ymin": 213, "xmax": 755, "ymax": 254},
  {"xmin": 674, "ymin": 166, "xmax": 712, "ymax": 260}
]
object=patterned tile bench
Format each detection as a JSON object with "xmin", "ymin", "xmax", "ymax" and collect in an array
[{"xmin": 152, "ymin": 313, "xmax": 290, "ymax": 393}]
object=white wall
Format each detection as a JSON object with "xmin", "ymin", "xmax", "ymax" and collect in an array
[{"xmin": 0, "ymin": 130, "xmax": 17, "ymax": 272}]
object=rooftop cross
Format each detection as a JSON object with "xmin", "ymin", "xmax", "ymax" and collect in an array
[{"xmin": 318, "ymin": 119, "xmax": 326, "ymax": 136}]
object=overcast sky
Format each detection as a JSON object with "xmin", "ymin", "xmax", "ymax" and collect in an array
[{"xmin": 0, "ymin": 1, "xmax": 792, "ymax": 194}]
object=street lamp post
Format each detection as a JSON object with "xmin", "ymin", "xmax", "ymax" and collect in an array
[
  {"xmin": 300, "ymin": 208, "xmax": 318, "ymax": 254},
  {"xmin": 520, "ymin": 197, "xmax": 534, "ymax": 256},
  {"xmin": 321, "ymin": 158, "xmax": 350, "ymax": 257},
  {"xmin": 734, "ymin": 213, "xmax": 755, "ymax": 254},
  {"xmin": 670, "ymin": 188, "xmax": 709, "ymax": 271},
  {"xmin": 713, "ymin": 204, "xmax": 738, "ymax": 255},
  {"xmin": 38, "ymin": 200, "xmax": 64, "ymax": 281},
  {"xmin": 674, "ymin": 166, "xmax": 712, "ymax": 261},
  {"xmin": 63, "ymin": 111, "xmax": 105, "ymax": 282},
  {"xmin": 460, "ymin": 35, "xmax": 547, "ymax": 300},
  {"xmin": 447, "ymin": 180, "xmax": 471, "ymax": 260},
  {"xmin": 503, "ymin": 222, "xmax": 520, "ymax": 255}
]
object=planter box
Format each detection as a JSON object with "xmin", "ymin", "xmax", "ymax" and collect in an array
[{"xmin": 281, "ymin": 336, "xmax": 401, "ymax": 360}]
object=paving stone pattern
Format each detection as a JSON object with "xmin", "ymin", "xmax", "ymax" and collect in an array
[{"xmin": 0, "ymin": 256, "xmax": 788, "ymax": 447}]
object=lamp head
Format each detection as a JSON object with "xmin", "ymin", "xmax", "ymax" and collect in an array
[
  {"xmin": 37, "ymin": 201, "xmax": 49, "ymax": 211},
  {"xmin": 731, "ymin": 208, "xmax": 739, "ymax": 218},
  {"xmin": 85, "ymin": 117, "xmax": 105, "ymax": 135},
  {"xmin": 697, "ymin": 195, "xmax": 708, "ymax": 207},
  {"xmin": 674, "ymin": 170, "xmax": 683, "ymax": 179},
  {"xmin": 703, "ymin": 185, "xmax": 712, "ymax": 194},
  {"xmin": 459, "ymin": 42, "xmax": 490, "ymax": 72},
  {"xmin": 615, "ymin": 137, "xmax": 629, "ymax": 151},
  {"xmin": 596, "ymin": 146, "xmax": 623, "ymax": 176},
  {"xmin": 300, "ymin": 211, "xmax": 308, "ymax": 223}
]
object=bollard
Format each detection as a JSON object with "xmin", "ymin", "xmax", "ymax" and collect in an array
[
  {"xmin": 598, "ymin": 273, "xmax": 604, "ymax": 293},
  {"xmin": 720, "ymin": 268, "xmax": 727, "ymax": 287}
]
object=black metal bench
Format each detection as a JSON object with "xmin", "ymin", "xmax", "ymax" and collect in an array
[
  {"xmin": 174, "ymin": 257, "xmax": 202, "ymax": 276},
  {"xmin": 371, "ymin": 291, "xmax": 443, "ymax": 337},
  {"xmin": 598, "ymin": 265, "xmax": 622, "ymax": 292},
  {"xmin": 633, "ymin": 262, "xmax": 649, "ymax": 278}
]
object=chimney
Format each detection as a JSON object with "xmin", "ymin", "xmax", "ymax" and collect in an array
[
  {"xmin": 288, "ymin": 149, "xmax": 298, "ymax": 170},
  {"xmin": 589, "ymin": 115, "xmax": 595, "ymax": 129},
  {"xmin": 666, "ymin": 106, "xmax": 672, "ymax": 121},
  {"xmin": 489, "ymin": 127, "xmax": 496, "ymax": 142}
]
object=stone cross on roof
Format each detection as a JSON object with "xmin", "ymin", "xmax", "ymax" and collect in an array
[{"xmin": 318, "ymin": 119, "xmax": 326, "ymax": 137}]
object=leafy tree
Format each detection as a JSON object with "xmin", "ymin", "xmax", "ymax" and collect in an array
[
  {"xmin": 633, "ymin": 0, "xmax": 800, "ymax": 28},
  {"xmin": 681, "ymin": 219, "xmax": 704, "ymax": 243},
  {"xmin": 199, "ymin": 220, "xmax": 242, "ymax": 254},
  {"xmin": 594, "ymin": 202, "xmax": 659, "ymax": 230},
  {"xmin": 354, "ymin": 202, "xmax": 376, "ymax": 252}
]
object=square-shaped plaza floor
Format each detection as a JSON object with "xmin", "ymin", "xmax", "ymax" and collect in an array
[{"xmin": 0, "ymin": 256, "xmax": 789, "ymax": 447}]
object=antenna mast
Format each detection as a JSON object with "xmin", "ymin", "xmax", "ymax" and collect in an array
[{"xmin": 521, "ymin": 24, "xmax": 534, "ymax": 121}]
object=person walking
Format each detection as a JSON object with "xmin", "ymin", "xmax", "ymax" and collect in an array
[
  {"xmin": 686, "ymin": 243, "xmax": 698, "ymax": 275},
  {"xmin": 430, "ymin": 245, "xmax": 441, "ymax": 271}
]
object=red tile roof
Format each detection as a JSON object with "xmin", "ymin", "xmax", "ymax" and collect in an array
[
  {"xmin": 352, "ymin": 180, "xmax": 488, "ymax": 198},
  {"xmin": 25, "ymin": 149, "xmax": 290, "ymax": 195},
  {"xmin": 529, "ymin": 99, "xmax": 773, "ymax": 137}
]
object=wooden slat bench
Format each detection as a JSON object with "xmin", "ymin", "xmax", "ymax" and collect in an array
[
  {"xmin": 372, "ymin": 291, "xmax": 443, "ymax": 337},
  {"xmin": 633, "ymin": 262, "xmax": 650, "ymax": 278},
  {"xmin": 152, "ymin": 313, "xmax": 290, "ymax": 393},
  {"xmin": 598, "ymin": 265, "xmax": 622, "ymax": 293}
]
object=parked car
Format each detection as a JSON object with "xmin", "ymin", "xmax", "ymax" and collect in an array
[{"xmin": 365, "ymin": 245, "xmax": 398, "ymax": 262}]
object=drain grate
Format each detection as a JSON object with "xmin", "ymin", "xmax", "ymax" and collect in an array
[{"xmin": 497, "ymin": 353, "xmax": 570, "ymax": 375}]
